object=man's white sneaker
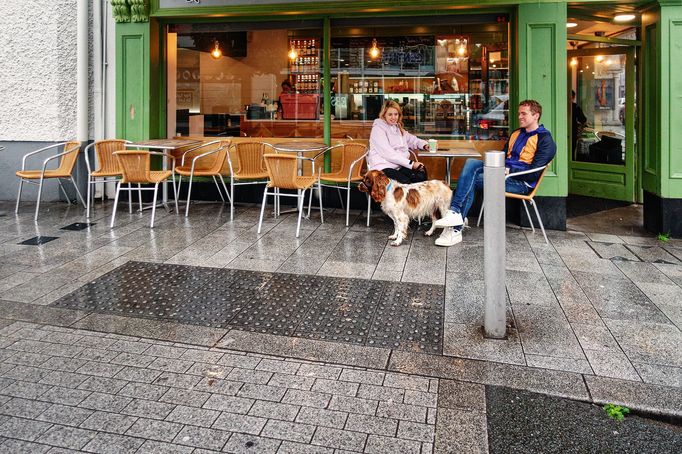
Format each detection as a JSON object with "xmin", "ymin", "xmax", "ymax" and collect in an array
[
  {"xmin": 435, "ymin": 228, "xmax": 462, "ymax": 247},
  {"xmin": 434, "ymin": 210, "xmax": 464, "ymax": 228}
]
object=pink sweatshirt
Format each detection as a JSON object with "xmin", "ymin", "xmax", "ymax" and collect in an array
[{"xmin": 367, "ymin": 119, "xmax": 428, "ymax": 171}]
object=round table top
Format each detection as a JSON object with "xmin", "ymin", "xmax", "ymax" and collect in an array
[{"xmin": 271, "ymin": 141, "xmax": 327, "ymax": 153}]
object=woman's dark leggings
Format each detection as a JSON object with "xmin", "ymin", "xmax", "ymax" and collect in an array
[{"xmin": 381, "ymin": 167, "xmax": 428, "ymax": 184}]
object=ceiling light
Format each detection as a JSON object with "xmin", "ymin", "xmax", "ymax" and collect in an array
[
  {"xmin": 288, "ymin": 44, "xmax": 298, "ymax": 61},
  {"xmin": 614, "ymin": 14, "xmax": 636, "ymax": 22},
  {"xmin": 566, "ymin": 22, "xmax": 578, "ymax": 28},
  {"xmin": 596, "ymin": 55, "xmax": 604, "ymax": 63},
  {"xmin": 210, "ymin": 41, "xmax": 222, "ymax": 60},
  {"xmin": 570, "ymin": 58, "xmax": 578, "ymax": 66},
  {"xmin": 369, "ymin": 38, "xmax": 380, "ymax": 59}
]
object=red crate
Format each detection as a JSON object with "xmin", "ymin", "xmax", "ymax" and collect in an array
[{"xmin": 280, "ymin": 94, "xmax": 319, "ymax": 120}]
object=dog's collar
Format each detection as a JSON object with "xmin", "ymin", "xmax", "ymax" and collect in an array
[{"xmin": 386, "ymin": 180, "xmax": 393, "ymax": 192}]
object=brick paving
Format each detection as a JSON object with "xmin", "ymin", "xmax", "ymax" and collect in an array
[{"xmin": 0, "ymin": 321, "xmax": 443, "ymax": 453}]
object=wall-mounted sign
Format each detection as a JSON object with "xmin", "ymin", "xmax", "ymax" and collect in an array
[{"xmin": 161, "ymin": 0, "xmax": 342, "ymax": 7}]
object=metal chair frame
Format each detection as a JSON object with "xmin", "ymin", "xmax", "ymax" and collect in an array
[
  {"xmin": 110, "ymin": 151, "xmax": 179, "ymax": 228},
  {"xmin": 258, "ymin": 154, "xmax": 323, "ymax": 238},
  {"xmin": 15, "ymin": 142, "xmax": 86, "ymax": 221},
  {"xmin": 226, "ymin": 142, "xmax": 276, "ymax": 221},
  {"xmin": 84, "ymin": 140, "xmax": 142, "ymax": 219},
  {"xmin": 477, "ymin": 165, "xmax": 549, "ymax": 244},
  {"xmin": 306, "ymin": 143, "xmax": 369, "ymax": 226},
  {"xmin": 175, "ymin": 140, "xmax": 232, "ymax": 217}
]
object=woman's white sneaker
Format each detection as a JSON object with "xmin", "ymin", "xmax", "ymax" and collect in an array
[
  {"xmin": 434, "ymin": 210, "xmax": 464, "ymax": 228},
  {"xmin": 435, "ymin": 228, "xmax": 462, "ymax": 247}
]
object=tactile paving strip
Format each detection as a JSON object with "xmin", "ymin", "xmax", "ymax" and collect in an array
[{"xmin": 53, "ymin": 261, "xmax": 444, "ymax": 354}]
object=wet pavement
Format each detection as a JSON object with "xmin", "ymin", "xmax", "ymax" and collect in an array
[{"xmin": 0, "ymin": 199, "xmax": 681, "ymax": 452}]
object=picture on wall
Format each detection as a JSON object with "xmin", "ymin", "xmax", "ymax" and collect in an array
[{"xmin": 594, "ymin": 78, "xmax": 615, "ymax": 110}]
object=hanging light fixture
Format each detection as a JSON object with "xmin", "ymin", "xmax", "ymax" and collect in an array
[
  {"xmin": 210, "ymin": 41, "xmax": 222, "ymax": 60},
  {"xmin": 614, "ymin": 14, "xmax": 636, "ymax": 23},
  {"xmin": 288, "ymin": 43, "xmax": 298, "ymax": 61},
  {"xmin": 369, "ymin": 38, "xmax": 380, "ymax": 60},
  {"xmin": 570, "ymin": 57, "xmax": 578, "ymax": 66}
]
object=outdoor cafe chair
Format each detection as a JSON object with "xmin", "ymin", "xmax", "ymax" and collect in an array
[
  {"xmin": 258, "ymin": 154, "xmax": 322, "ymax": 238},
  {"xmin": 15, "ymin": 141, "xmax": 86, "ymax": 221},
  {"xmin": 226, "ymin": 141, "xmax": 276, "ymax": 221},
  {"xmin": 477, "ymin": 165, "xmax": 550, "ymax": 244},
  {"xmin": 84, "ymin": 139, "xmax": 142, "ymax": 219},
  {"xmin": 110, "ymin": 150, "xmax": 179, "ymax": 228},
  {"xmin": 175, "ymin": 139, "xmax": 232, "ymax": 217},
  {"xmin": 307, "ymin": 142, "xmax": 368, "ymax": 226}
]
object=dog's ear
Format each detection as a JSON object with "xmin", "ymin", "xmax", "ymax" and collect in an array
[{"xmin": 370, "ymin": 171, "xmax": 390, "ymax": 203}]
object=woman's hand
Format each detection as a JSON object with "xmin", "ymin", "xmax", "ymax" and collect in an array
[{"xmin": 412, "ymin": 161, "xmax": 425, "ymax": 170}]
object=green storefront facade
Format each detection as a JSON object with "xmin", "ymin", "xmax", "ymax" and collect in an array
[{"xmin": 113, "ymin": 0, "xmax": 682, "ymax": 235}]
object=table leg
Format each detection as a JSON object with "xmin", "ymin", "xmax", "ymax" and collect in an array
[{"xmin": 445, "ymin": 157, "xmax": 452, "ymax": 187}]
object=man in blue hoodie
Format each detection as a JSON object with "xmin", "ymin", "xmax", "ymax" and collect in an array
[{"xmin": 433, "ymin": 100, "xmax": 556, "ymax": 246}]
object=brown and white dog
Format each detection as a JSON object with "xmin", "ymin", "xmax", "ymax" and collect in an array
[{"xmin": 359, "ymin": 170, "xmax": 452, "ymax": 246}]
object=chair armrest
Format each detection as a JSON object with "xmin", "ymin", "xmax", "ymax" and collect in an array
[
  {"xmin": 347, "ymin": 153, "xmax": 368, "ymax": 180},
  {"xmin": 83, "ymin": 142, "xmax": 96, "ymax": 173},
  {"xmin": 179, "ymin": 140, "xmax": 220, "ymax": 165},
  {"xmin": 311, "ymin": 144, "xmax": 343, "ymax": 160},
  {"xmin": 38, "ymin": 145, "xmax": 80, "ymax": 174},
  {"xmin": 21, "ymin": 142, "xmax": 69, "ymax": 171},
  {"xmin": 506, "ymin": 165, "xmax": 547, "ymax": 180}
]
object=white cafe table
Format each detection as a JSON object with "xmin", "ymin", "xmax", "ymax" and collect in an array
[
  {"xmin": 125, "ymin": 138, "xmax": 202, "ymax": 209},
  {"xmin": 418, "ymin": 147, "xmax": 483, "ymax": 186}
]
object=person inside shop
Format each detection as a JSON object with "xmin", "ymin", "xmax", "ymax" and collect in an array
[
  {"xmin": 571, "ymin": 90, "xmax": 588, "ymax": 154},
  {"xmin": 433, "ymin": 99, "xmax": 557, "ymax": 246},
  {"xmin": 367, "ymin": 100, "xmax": 430, "ymax": 184},
  {"xmin": 277, "ymin": 79, "xmax": 296, "ymax": 117}
]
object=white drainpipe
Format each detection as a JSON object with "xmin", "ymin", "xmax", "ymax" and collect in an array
[
  {"xmin": 77, "ymin": 0, "xmax": 89, "ymax": 142},
  {"xmin": 93, "ymin": 0, "xmax": 103, "ymax": 141}
]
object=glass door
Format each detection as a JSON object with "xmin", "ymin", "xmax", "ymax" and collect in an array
[{"xmin": 568, "ymin": 47, "xmax": 636, "ymax": 202}]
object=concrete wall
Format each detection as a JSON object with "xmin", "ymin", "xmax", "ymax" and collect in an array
[{"xmin": 0, "ymin": 1, "xmax": 115, "ymax": 202}]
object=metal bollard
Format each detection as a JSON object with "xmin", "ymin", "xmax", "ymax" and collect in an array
[{"xmin": 483, "ymin": 151, "xmax": 507, "ymax": 339}]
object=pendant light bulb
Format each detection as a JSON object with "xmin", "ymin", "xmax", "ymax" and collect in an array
[
  {"xmin": 369, "ymin": 38, "xmax": 380, "ymax": 60},
  {"xmin": 288, "ymin": 44, "xmax": 298, "ymax": 61},
  {"xmin": 210, "ymin": 41, "xmax": 222, "ymax": 60}
]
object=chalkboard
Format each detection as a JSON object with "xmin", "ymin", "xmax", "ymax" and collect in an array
[{"xmin": 332, "ymin": 36, "xmax": 435, "ymax": 71}]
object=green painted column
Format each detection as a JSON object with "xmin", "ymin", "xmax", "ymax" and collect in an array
[
  {"xmin": 642, "ymin": 1, "xmax": 682, "ymax": 236},
  {"xmin": 516, "ymin": 2, "xmax": 568, "ymax": 198},
  {"xmin": 115, "ymin": 21, "xmax": 162, "ymax": 142},
  {"xmin": 323, "ymin": 16, "xmax": 332, "ymax": 172}
]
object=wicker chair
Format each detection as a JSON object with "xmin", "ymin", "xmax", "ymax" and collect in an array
[
  {"xmin": 110, "ymin": 150, "xmax": 178, "ymax": 228},
  {"xmin": 226, "ymin": 142, "xmax": 275, "ymax": 221},
  {"xmin": 15, "ymin": 141, "xmax": 86, "ymax": 221},
  {"xmin": 258, "ymin": 154, "xmax": 322, "ymax": 238},
  {"xmin": 84, "ymin": 139, "xmax": 142, "ymax": 219},
  {"xmin": 175, "ymin": 140, "xmax": 231, "ymax": 217},
  {"xmin": 477, "ymin": 165, "xmax": 550, "ymax": 244},
  {"xmin": 307, "ymin": 143, "xmax": 368, "ymax": 226}
]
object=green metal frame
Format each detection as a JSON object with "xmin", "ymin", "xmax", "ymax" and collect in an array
[{"xmin": 567, "ymin": 46, "xmax": 637, "ymax": 202}]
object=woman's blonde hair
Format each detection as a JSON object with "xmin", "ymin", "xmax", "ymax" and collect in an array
[{"xmin": 378, "ymin": 100, "xmax": 405, "ymax": 134}]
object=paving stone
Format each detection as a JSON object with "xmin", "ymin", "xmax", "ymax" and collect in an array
[
  {"xmin": 583, "ymin": 349, "xmax": 641, "ymax": 381},
  {"xmin": 356, "ymin": 384, "xmax": 405, "ymax": 403},
  {"xmin": 38, "ymin": 370, "xmax": 89, "ymax": 388},
  {"xmin": 78, "ymin": 376, "xmax": 129, "ymax": 394},
  {"xmin": 120, "ymin": 398, "xmax": 175, "ymax": 420},
  {"xmin": 632, "ymin": 362, "xmax": 682, "ymax": 387},
  {"xmin": 173, "ymin": 425, "xmax": 231, "ymax": 451},
  {"xmin": 248, "ymin": 400, "xmax": 300, "ymax": 422},
  {"xmin": 0, "ymin": 415, "xmax": 53, "ymax": 441},
  {"xmin": 81, "ymin": 432, "xmax": 144, "ymax": 454},
  {"xmin": 111, "ymin": 352, "xmax": 156, "ymax": 368},
  {"xmin": 228, "ymin": 367, "xmax": 273, "ymax": 385},
  {"xmin": 36, "ymin": 404, "xmax": 93, "ymax": 427},
  {"xmin": 192, "ymin": 377, "xmax": 243, "ymax": 396},
  {"xmin": 117, "ymin": 382, "xmax": 168, "ymax": 400},
  {"xmin": 311, "ymin": 427, "xmax": 367, "ymax": 452},
  {"xmin": 0, "ymin": 439, "xmax": 51, "ymax": 453},
  {"xmin": 0, "ymin": 397, "xmax": 52, "ymax": 419},
  {"xmin": 261, "ymin": 419, "xmax": 316, "ymax": 443},
  {"xmin": 277, "ymin": 440, "xmax": 334, "ymax": 454},
  {"xmin": 159, "ymin": 387, "xmax": 211, "ymax": 407},
  {"xmin": 281, "ymin": 389, "xmax": 331, "ymax": 409},
  {"xmin": 186, "ymin": 363, "xmax": 231, "ymax": 379},
  {"xmin": 79, "ymin": 411, "xmax": 138, "ymax": 434},
  {"xmin": 268, "ymin": 373, "xmax": 315, "ymax": 391},
  {"xmin": 37, "ymin": 425, "xmax": 97, "ymax": 450},
  {"xmin": 153, "ymin": 372, "xmax": 202, "ymax": 389},
  {"xmin": 376, "ymin": 402, "xmax": 427, "ymax": 423},
  {"xmin": 238, "ymin": 383, "xmax": 287, "ymax": 402},
  {"xmin": 344, "ymin": 413, "xmax": 398, "ymax": 437},
  {"xmin": 76, "ymin": 361, "xmax": 124, "ymax": 378},
  {"xmin": 125, "ymin": 418, "xmax": 183, "ymax": 442},
  {"xmin": 397, "ymin": 420, "xmax": 435, "ymax": 443},
  {"xmin": 524, "ymin": 355, "xmax": 594, "ymax": 375},
  {"xmin": 166, "ymin": 405, "xmax": 220, "ymax": 427},
  {"xmin": 38, "ymin": 387, "xmax": 91, "ymax": 406},
  {"xmin": 217, "ymin": 353, "xmax": 262, "ymax": 369},
  {"xmin": 115, "ymin": 366, "xmax": 163, "ymax": 384},
  {"xmin": 295, "ymin": 407, "xmax": 348, "ymax": 428},
  {"xmin": 222, "ymin": 433, "xmax": 281, "ymax": 454},
  {"xmin": 434, "ymin": 408, "xmax": 487, "ymax": 454},
  {"xmin": 136, "ymin": 440, "xmax": 194, "ymax": 454},
  {"xmin": 329, "ymin": 395, "xmax": 378, "ymax": 415},
  {"xmin": 148, "ymin": 357, "xmax": 194, "ymax": 374},
  {"xmin": 256, "ymin": 359, "xmax": 301, "ymax": 375},
  {"xmin": 203, "ymin": 394, "xmax": 254, "ymax": 414},
  {"xmin": 212, "ymin": 412, "xmax": 267, "ymax": 435},
  {"xmin": 296, "ymin": 364, "xmax": 343, "ymax": 380},
  {"xmin": 403, "ymin": 390, "xmax": 438, "ymax": 408},
  {"xmin": 365, "ymin": 434, "xmax": 422, "ymax": 454},
  {"xmin": 311, "ymin": 378, "xmax": 359, "ymax": 397},
  {"xmin": 179, "ymin": 349, "xmax": 224, "ymax": 364},
  {"xmin": 339, "ymin": 369, "xmax": 385, "ymax": 385}
]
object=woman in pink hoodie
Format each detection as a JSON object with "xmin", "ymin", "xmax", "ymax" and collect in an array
[{"xmin": 367, "ymin": 101, "xmax": 430, "ymax": 184}]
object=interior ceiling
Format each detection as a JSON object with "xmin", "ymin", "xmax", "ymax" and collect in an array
[{"xmin": 567, "ymin": 1, "xmax": 648, "ymax": 37}]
